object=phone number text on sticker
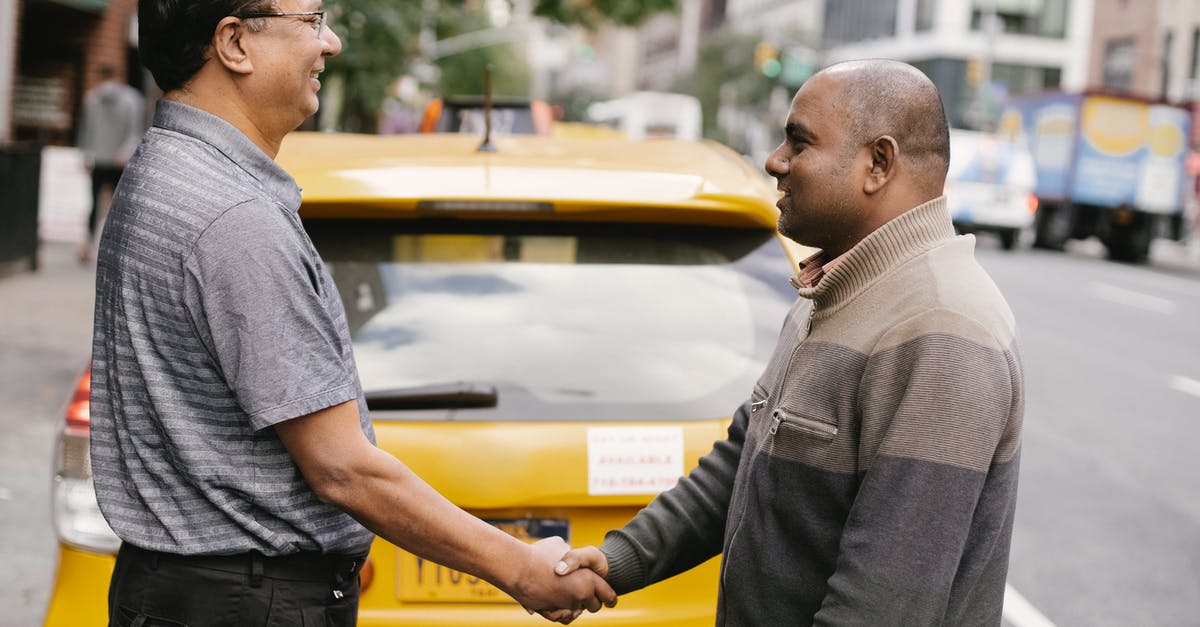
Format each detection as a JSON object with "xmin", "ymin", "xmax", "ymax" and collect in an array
[{"xmin": 587, "ymin": 426, "xmax": 684, "ymax": 496}]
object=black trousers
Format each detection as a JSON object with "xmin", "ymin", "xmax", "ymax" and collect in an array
[
  {"xmin": 108, "ymin": 543, "xmax": 365, "ymax": 627},
  {"xmin": 87, "ymin": 164, "xmax": 124, "ymax": 238}
]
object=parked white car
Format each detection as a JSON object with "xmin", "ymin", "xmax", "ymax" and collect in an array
[{"xmin": 946, "ymin": 128, "xmax": 1038, "ymax": 250}]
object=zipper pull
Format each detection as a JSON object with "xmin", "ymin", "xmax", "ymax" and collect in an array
[
  {"xmin": 769, "ymin": 411, "xmax": 782, "ymax": 435},
  {"xmin": 751, "ymin": 399, "xmax": 767, "ymax": 413}
]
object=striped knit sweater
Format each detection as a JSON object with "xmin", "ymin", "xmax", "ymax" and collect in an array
[{"xmin": 599, "ymin": 196, "xmax": 1024, "ymax": 626}]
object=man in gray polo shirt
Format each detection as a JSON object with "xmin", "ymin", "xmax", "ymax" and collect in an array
[{"xmin": 91, "ymin": 1, "xmax": 614, "ymax": 624}]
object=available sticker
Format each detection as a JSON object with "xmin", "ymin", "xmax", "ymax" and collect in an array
[{"xmin": 587, "ymin": 426, "xmax": 684, "ymax": 496}]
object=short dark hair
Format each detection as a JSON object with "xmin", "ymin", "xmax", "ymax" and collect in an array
[
  {"xmin": 137, "ymin": 0, "xmax": 276, "ymax": 92},
  {"xmin": 832, "ymin": 60, "xmax": 951, "ymax": 194}
]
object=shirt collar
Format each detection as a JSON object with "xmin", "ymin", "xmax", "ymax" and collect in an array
[
  {"xmin": 151, "ymin": 99, "xmax": 303, "ymax": 212},
  {"xmin": 791, "ymin": 250, "xmax": 847, "ymax": 290}
]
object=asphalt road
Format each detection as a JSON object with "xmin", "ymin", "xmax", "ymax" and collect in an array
[
  {"xmin": 983, "ymin": 238, "xmax": 1200, "ymax": 627},
  {"xmin": 1, "ymin": 237, "xmax": 1198, "ymax": 626}
]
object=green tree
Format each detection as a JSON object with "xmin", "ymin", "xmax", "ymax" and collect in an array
[
  {"xmin": 432, "ymin": 5, "xmax": 530, "ymax": 99},
  {"xmin": 672, "ymin": 29, "xmax": 771, "ymax": 146},
  {"xmin": 324, "ymin": 1, "xmax": 429, "ymax": 132},
  {"xmin": 322, "ymin": 0, "xmax": 677, "ymax": 132},
  {"xmin": 673, "ymin": 27, "xmax": 818, "ymax": 148},
  {"xmin": 532, "ymin": 0, "xmax": 675, "ymax": 28}
]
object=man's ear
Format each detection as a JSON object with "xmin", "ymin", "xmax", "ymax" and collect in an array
[
  {"xmin": 863, "ymin": 135, "xmax": 898, "ymax": 195},
  {"xmin": 211, "ymin": 16, "xmax": 254, "ymax": 75}
]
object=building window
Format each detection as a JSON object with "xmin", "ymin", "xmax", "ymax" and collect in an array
[
  {"xmin": 1162, "ymin": 29, "xmax": 1173, "ymax": 99},
  {"xmin": 970, "ymin": 0, "xmax": 1067, "ymax": 39},
  {"xmin": 1103, "ymin": 38, "xmax": 1136, "ymax": 91},
  {"xmin": 915, "ymin": 0, "xmax": 937, "ymax": 32},
  {"xmin": 824, "ymin": 0, "xmax": 898, "ymax": 44},
  {"xmin": 910, "ymin": 57, "xmax": 1061, "ymax": 130}
]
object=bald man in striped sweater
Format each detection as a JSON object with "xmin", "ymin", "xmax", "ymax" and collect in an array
[{"xmin": 556, "ymin": 59, "xmax": 1024, "ymax": 626}]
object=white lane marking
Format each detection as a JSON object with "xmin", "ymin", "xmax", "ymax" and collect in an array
[
  {"xmin": 1170, "ymin": 375, "xmax": 1200, "ymax": 399},
  {"xmin": 1089, "ymin": 283, "xmax": 1178, "ymax": 315},
  {"xmin": 1004, "ymin": 584, "xmax": 1057, "ymax": 627}
]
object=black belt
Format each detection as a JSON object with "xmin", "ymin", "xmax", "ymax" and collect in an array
[{"xmin": 121, "ymin": 543, "xmax": 366, "ymax": 586}]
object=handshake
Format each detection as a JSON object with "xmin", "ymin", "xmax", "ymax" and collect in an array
[{"xmin": 510, "ymin": 537, "xmax": 617, "ymax": 624}]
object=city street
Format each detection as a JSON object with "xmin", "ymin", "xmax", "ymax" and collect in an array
[
  {"xmin": 1, "ymin": 236, "xmax": 1198, "ymax": 626},
  {"xmin": 987, "ymin": 238, "xmax": 1200, "ymax": 627}
]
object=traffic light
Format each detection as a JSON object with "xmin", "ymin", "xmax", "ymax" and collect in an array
[
  {"xmin": 755, "ymin": 42, "xmax": 781, "ymax": 78},
  {"xmin": 781, "ymin": 47, "xmax": 816, "ymax": 86}
]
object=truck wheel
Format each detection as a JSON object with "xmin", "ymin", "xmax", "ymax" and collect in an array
[
  {"xmin": 998, "ymin": 229, "xmax": 1018, "ymax": 251},
  {"xmin": 1033, "ymin": 203, "xmax": 1069, "ymax": 250},
  {"xmin": 1106, "ymin": 221, "xmax": 1151, "ymax": 263}
]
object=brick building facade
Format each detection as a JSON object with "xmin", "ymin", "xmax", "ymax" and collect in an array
[
  {"xmin": 11, "ymin": 0, "xmax": 141, "ymax": 146},
  {"xmin": 1089, "ymin": 0, "xmax": 1161, "ymax": 95}
]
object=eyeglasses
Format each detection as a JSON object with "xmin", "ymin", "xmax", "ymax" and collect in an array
[{"xmin": 238, "ymin": 10, "xmax": 327, "ymax": 38}]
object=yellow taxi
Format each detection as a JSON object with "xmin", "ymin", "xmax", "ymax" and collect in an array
[{"xmin": 45, "ymin": 129, "xmax": 810, "ymax": 626}]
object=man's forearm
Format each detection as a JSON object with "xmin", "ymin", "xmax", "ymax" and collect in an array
[
  {"xmin": 322, "ymin": 444, "xmax": 530, "ymax": 592},
  {"xmin": 275, "ymin": 400, "xmax": 614, "ymax": 612},
  {"xmin": 598, "ymin": 401, "xmax": 749, "ymax": 593}
]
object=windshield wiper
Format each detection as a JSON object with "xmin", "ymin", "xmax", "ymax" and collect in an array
[{"xmin": 364, "ymin": 382, "xmax": 498, "ymax": 410}]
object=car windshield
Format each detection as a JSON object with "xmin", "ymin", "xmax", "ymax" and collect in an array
[{"xmin": 307, "ymin": 219, "xmax": 797, "ymax": 421}]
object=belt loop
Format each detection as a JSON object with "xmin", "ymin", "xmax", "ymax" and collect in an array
[
  {"xmin": 249, "ymin": 552, "xmax": 264, "ymax": 588},
  {"xmin": 149, "ymin": 551, "xmax": 159, "ymax": 571}
]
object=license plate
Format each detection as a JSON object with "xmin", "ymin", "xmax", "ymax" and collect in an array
[{"xmin": 397, "ymin": 518, "xmax": 569, "ymax": 603}]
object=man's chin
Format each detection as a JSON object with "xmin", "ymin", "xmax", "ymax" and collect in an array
[{"xmin": 776, "ymin": 218, "xmax": 804, "ymax": 242}]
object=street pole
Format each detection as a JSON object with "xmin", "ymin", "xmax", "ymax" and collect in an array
[
  {"xmin": 980, "ymin": 0, "xmax": 998, "ymax": 130},
  {"xmin": 982, "ymin": 0, "xmax": 997, "ymax": 92}
]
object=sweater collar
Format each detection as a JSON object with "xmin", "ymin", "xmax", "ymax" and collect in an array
[
  {"xmin": 795, "ymin": 196, "xmax": 957, "ymax": 313},
  {"xmin": 151, "ymin": 99, "xmax": 302, "ymax": 213}
]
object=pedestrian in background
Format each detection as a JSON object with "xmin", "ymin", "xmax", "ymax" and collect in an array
[
  {"xmin": 557, "ymin": 59, "xmax": 1025, "ymax": 626},
  {"xmin": 90, "ymin": 1, "xmax": 614, "ymax": 625},
  {"xmin": 76, "ymin": 63, "xmax": 143, "ymax": 263}
]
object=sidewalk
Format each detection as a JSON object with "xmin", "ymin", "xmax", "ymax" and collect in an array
[
  {"xmin": 1150, "ymin": 238, "xmax": 1200, "ymax": 275},
  {"xmin": 0, "ymin": 240, "xmax": 95, "ymax": 627},
  {"xmin": 1061, "ymin": 237, "xmax": 1200, "ymax": 275}
]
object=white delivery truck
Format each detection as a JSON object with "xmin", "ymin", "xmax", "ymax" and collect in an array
[{"xmin": 945, "ymin": 128, "xmax": 1039, "ymax": 250}]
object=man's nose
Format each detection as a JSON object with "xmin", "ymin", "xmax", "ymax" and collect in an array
[
  {"xmin": 764, "ymin": 150, "xmax": 786, "ymax": 177},
  {"xmin": 322, "ymin": 24, "xmax": 343, "ymax": 56}
]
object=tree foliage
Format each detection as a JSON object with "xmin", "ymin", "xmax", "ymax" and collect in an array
[
  {"xmin": 324, "ymin": 1, "xmax": 429, "ymax": 131},
  {"xmin": 672, "ymin": 29, "xmax": 772, "ymax": 146},
  {"xmin": 673, "ymin": 26, "xmax": 818, "ymax": 149},
  {"xmin": 321, "ymin": 0, "xmax": 677, "ymax": 132},
  {"xmin": 432, "ymin": 5, "xmax": 531, "ymax": 98},
  {"xmin": 532, "ymin": 0, "xmax": 675, "ymax": 28}
]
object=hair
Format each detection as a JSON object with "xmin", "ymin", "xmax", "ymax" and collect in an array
[
  {"xmin": 828, "ymin": 59, "xmax": 951, "ymax": 195},
  {"xmin": 137, "ymin": 0, "xmax": 276, "ymax": 92}
]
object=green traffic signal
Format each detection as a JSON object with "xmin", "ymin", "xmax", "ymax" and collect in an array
[{"xmin": 762, "ymin": 58, "xmax": 782, "ymax": 78}]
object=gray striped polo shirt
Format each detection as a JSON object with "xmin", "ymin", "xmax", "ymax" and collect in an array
[{"xmin": 89, "ymin": 99, "xmax": 375, "ymax": 556}]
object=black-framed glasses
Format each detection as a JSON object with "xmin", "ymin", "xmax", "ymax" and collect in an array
[{"xmin": 238, "ymin": 10, "xmax": 326, "ymax": 37}]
